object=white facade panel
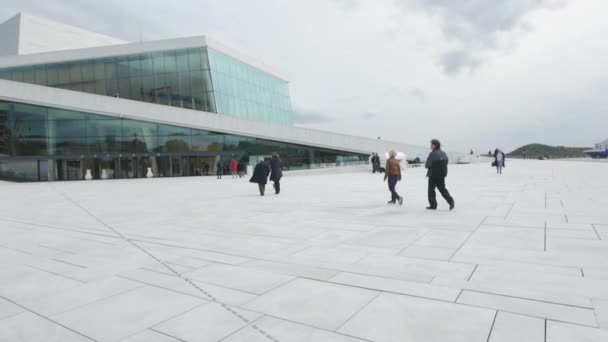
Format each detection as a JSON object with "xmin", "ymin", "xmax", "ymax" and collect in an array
[
  {"xmin": 8, "ymin": 13, "xmax": 127, "ymax": 55},
  {"xmin": 0, "ymin": 14, "xmax": 19, "ymax": 56}
]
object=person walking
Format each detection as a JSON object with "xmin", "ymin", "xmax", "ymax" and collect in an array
[
  {"xmin": 216, "ymin": 160, "xmax": 223, "ymax": 179},
  {"xmin": 250, "ymin": 159, "xmax": 270, "ymax": 196},
  {"xmin": 494, "ymin": 148, "xmax": 506, "ymax": 174},
  {"xmin": 425, "ymin": 139, "xmax": 455, "ymax": 211},
  {"xmin": 269, "ymin": 153, "xmax": 283, "ymax": 194},
  {"xmin": 230, "ymin": 159, "xmax": 238, "ymax": 178},
  {"xmin": 384, "ymin": 150, "xmax": 403, "ymax": 205}
]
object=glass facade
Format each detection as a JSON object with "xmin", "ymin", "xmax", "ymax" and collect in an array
[
  {"xmin": 0, "ymin": 101, "xmax": 365, "ymax": 181},
  {"xmin": 0, "ymin": 46, "xmax": 293, "ymax": 124},
  {"xmin": 208, "ymin": 48, "xmax": 292, "ymax": 124}
]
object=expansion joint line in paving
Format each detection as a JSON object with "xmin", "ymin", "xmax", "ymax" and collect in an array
[{"xmin": 56, "ymin": 190, "xmax": 281, "ymax": 342}]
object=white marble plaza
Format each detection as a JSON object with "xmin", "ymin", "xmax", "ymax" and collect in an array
[{"xmin": 1, "ymin": 160, "xmax": 608, "ymax": 342}]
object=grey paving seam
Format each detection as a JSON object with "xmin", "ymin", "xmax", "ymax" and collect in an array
[
  {"xmin": 544, "ymin": 319, "xmax": 548, "ymax": 342},
  {"xmin": 56, "ymin": 191, "xmax": 281, "ymax": 342},
  {"xmin": 0, "ymin": 244, "xmax": 32, "ymax": 255},
  {"xmin": 0, "ymin": 295, "xmax": 97, "ymax": 342},
  {"xmin": 454, "ymin": 289, "xmax": 464, "ymax": 303},
  {"xmin": 485, "ymin": 310, "xmax": 498, "ymax": 342},
  {"xmin": 23, "ymin": 264, "xmax": 87, "ymax": 284},
  {"xmin": 149, "ymin": 328, "xmax": 189, "ymax": 342},
  {"xmin": 0, "ymin": 217, "xmax": 121, "ymax": 239},
  {"xmin": 448, "ymin": 216, "xmax": 488, "ymax": 262},
  {"xmin": 47, "ymin": 285, "xmax": 146, "ymax": 317},
  {"xmin": 259, "ymin": 313, "xmax": 377, "ymax": 342},
  {"xmin": 459, "ymin": 289, "xmax": 594, "ymax": 309},
  {"xmin": 49, "ymin": 258, "xmax": 88, "ymax": 269},
  {"xmin": 216, "ymin": 316, "xmax": 265, "ymax": 342},
  {"xmin": 334, "ymin": 292, "xmax": 382, "ymax": 333},
  {"xmin": 581, "ymin": 268, "xmax": 585, "ymax": 277},
  {"xmin": 38, "ymin": 244, "xmax": 76, "ymax": 254},
  {"xmin": 504, "ymin": 202, "xmax": 516, "ymax": 219},
  {"xmin": 544, "ymin": 221, "xmax": 547, "ymax": 251},
  {"xmin": 467, "ymin": 265, "xmax": 478, "ymax": 281},
  {"xmin": 591, "ymin": 224, "xmax": 602, "ymax": 240}
]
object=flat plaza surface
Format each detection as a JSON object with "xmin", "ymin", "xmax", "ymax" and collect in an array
[{"xmin": 1, "ymin": 160, "xmax": 608, "ymax": 341}]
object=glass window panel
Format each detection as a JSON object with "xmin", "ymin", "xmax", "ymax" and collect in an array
[
  {"xmin": 48, "ymin": 108, "xmax": 87, "ymax": 120},
  {"xmin": 11, "ymin": 69, "xmax": 24, "ymax": 82},
  {"xmin": 86, "ymin": 119, "xmax": 122, "ymax": 137},
  {"xmin": 9, "ymin": 137, "xmax": 47, "ymax": 156},
  {"xmin": 158, "ymin": 124, "xmax": 190, "ymax": 136},
  {"xmin": 50, "ymin": 136, "xmax": 88, "ymax": 155},
  {"xmin": 187, "ymin": 49, "xmax": 202, "ymax": 71},
  {"xmin": 152, "ymin": 53, "xmax": 165, "ymax": 74},
  {"xmin": 49, "ymin": 119, "xmax": 85, "ymax": 137},
  {"xmin": 191, "ymin": 134, "xmax": 223, "ymax": 152},
  {"xmin": 130, "ymin": 76, "xmax": 143, "ymax": 101},
  {"xmin": 128, "ymin": 57, "xmax": 142, "ymax": 77},
  {"xmin": 176, "ymin": 50, "xmax": 189, "ymax": 72},
  {"xmin": 158, "ymin": 135, "xmax": 190, "ymax": 153},
  {"xmin": 81, "ymin": 62, "xmax": 94, "ymax": 81},
  {"xmin": 106, "ymin": 78, "xmax": 118, "ymax": 97},
  {"xmin": 154, "ymin": 73, "xmax": 169, "ymax": 105},
  {"xmin": 117, "ymin": 78, "xmax": 131, "ymax": 99},
  {"xmin": 69, "ymin": 63, "xmax": 82, "ymax": 82},
  {"xmin": 120, "ymin": 136, "xmax": 157, "ymax": 153},
  {"xmin": 141, "ymin": 75, "xmax": 155, "ymax": 103},
  {"xmin": 116, "ymin": 58, "xmax": 130, "ymax": 78},
  {"xmin": 104, "ymin": 60, "xmax": 117, "ymax": 79},
  {"xmin": 0, "ymin": 69, "xmax": 10, "ymax": 80},
  {"xmin": 22, "ymin": 68, "xmax": 35, "ymax": 83},
  {"xmin": 165, "ymin": 72, "xmax": 179, "ymax": 107},
  {"xmin": 140, "ymin": 54, "xmax": 153, "ymax": 75},
  {"xmin": 34, "ymin": 66, "xmax": 47, "ymax": 85},
  {"xmin": 57, "ymin": 64, "xmax": 70, "ymax": 84},
  {"xmin": 122, "ymin": 120, "xmax": 157, "ymax": 137},
  {"xmin": 13, "ymin": 103, "xmax": 47, "ymax": 121},
  {"xmin": 87, "ymin": 136, "xmax": 121, "ymax": 153},
  {"xmin": 163, "ymin": 51, "xmax": 177, "ymax": 73},
  {"xmin": 93, "ymin": 61, "xmax": 105, "ymax": 79},
  {"xmin": 12, "ymin": 120, "xmax": 47, "ymax": 138},
  {"xmin": 94, "ymin": 79, "xmax": 107, "ymax": 95}
]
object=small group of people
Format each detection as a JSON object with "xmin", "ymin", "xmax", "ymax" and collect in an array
[
  {"xmin": 249, "ymin": 153, "xmax": 283, "ymax": 196},
  {"xmin": 383, "ymin": 139, "xmax": 455, "ymax": 210},
  {"xmin": 216, "ymin": 159, "xmax": 247, "ymax": 179}
]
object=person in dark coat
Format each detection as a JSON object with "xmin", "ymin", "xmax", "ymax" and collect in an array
[
  {"xmin": 425, "ymin": 139, "xmax": 455, "ymax": 211},
  {"xmin": 250, "ymin": 159, "xmax": 270, "ymax": 196},
  {"xmin": 269, "ymin": 153, "xmax": 283, "ymax": 194},
  {"xmin": 493, "ymin": 148, "xmax": 506, "ymax": 174},
  {"xmin": 216, "ymin": 160, "xmax": 223, "ymax": 179}
]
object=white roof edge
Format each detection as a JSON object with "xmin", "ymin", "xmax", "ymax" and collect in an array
[
  {"xmin": 0, "ymin": 35, "xmax": 288, "ymax": 81},
  {"xmin": 0, "ymin": 80, "xmax": 440, "ymax": 159}
]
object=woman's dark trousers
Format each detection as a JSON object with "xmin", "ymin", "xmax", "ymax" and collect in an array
[{"xmin": 388, "ymin": 175, "xmax": 400, "ymax": 203}]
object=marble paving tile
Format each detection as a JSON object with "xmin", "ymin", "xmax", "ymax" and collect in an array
[
  {"xmin": 329, "ymin": 272, "xmax": 461, "ymax": 301},
  {"xmin": 222, "ymin": 316, "xmax": 368, "ymax": 342},
  {"xmin": 0, "ymin": 297, "xmax": 24, "ymax": 320},
  {"xmin": 243, "ymin": 278, "xmax": 379, "ymax": 331},
  {"xmin": 121, "ymin": 329, "xmax": 182, "ymax": 341},
  {"xmin": 0, "ymin": 312, "xmax": 91, "ymax": 342},
  {"xmin": 185, "ymin": 263, "xmax": 294, "ymax": 295},
  {"xmin": 52, "ymin": 285, "xmax": 205, "ymax": 341},
  {"xmin": 154, "ymin": 302, "xmax": 261, "ymax": 342},
  {"xmin": 546, "ymin": 321, "xmax": 608, "ymax": 342},
  {"xmin": 400, "ymin": 245, "xmax": 457, "ymax": 261},
  {"xmin": 457, "ymin": 290, "xmax": 597, "ymax": 326},
  {"xmin": 338, "ymin": 292, "xmax": 496, "ymax": 342},
  {"xmin": 488, "ymin": 311, "xmax": 545, "ymax": 342}
]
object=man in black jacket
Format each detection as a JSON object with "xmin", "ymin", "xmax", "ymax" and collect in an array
[{"xmin": 425, "ymin": 139, "xmax": 455, "ymax": 210}]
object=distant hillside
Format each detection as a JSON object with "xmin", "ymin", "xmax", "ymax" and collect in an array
[{"xmin": 508, "ymin": 144, "xmax": 590, "ymax": 159}]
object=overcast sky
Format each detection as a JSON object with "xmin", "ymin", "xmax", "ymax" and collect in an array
[{"xmin": 2, "ymin": 0, "xmax": 607, "ymax": 152}]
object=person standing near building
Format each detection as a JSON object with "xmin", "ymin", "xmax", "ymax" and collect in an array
[
  {"xmin": 425, "ymin": 139, "xmax": 455, "ymax": 211},
  {"xmin": 230, "ymin": 159, "xmax": 238, "ymax": 178},
  {"xmin": 216, "ymin": 159, "xmax": 223, "ymax": 179},
  {"xmin": 269, "ymin": 153, "xmax": 283, "ymax": 194},
  {"xmin": 250, "ymin": 159, "xmax": 270, "ymax": 196},
  {"xmin": 383, "ymin": 150, "xmax": 403, "ymax": 205},
  {"xmin": 494, "ymin": 148, "xmax": 506, "ymax": 174}
]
